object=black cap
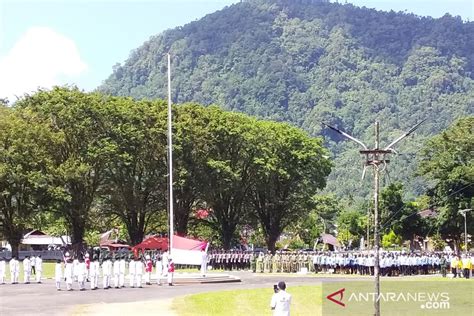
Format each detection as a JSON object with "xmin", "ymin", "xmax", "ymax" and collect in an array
[{"xmin": 278, "ymin": 281, "xmax": 286, "ymax": 290}]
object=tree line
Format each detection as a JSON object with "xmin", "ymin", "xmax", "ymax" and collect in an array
[
  {"xmin": 1, "ymin": 88, "xmax": 471, "ymax": 256},
  {"xmin": 0, "ymin": 87, "xmax": 331, "ymax": 256}
]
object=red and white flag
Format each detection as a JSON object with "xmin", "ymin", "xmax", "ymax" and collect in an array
[{"xmin": 171, "ymin": 235, "xmax": 208, "ymax": 265}]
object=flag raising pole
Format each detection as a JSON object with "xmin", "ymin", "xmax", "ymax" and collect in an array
[{"xmin": 167, "ymin": 53, "xmax": 174, "ymax": 254}]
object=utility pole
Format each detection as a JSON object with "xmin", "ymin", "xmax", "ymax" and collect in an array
[{"xmin": 323, "ymin": 119, "xmax": 425, "ymax": 316}]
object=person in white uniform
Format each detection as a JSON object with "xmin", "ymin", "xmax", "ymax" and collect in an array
[
  {"xmin": 113, "ymin": 255, "xmax": 120, "ymax": 288},
  {"xmin": 135, "ymin": 257, "xmax": 144, "ymax": 288},
  {"xmin": 162, "ymin": 251, "xmax": 169, "ymax": 277},
  {"xmin": 155, "ymin": 255, "xmax": 163, "ymax": 286},
  {"xmin": 9, "ymin": 256, "xmax": 20, "ymax": 284},
  {"xmin": 201, "ymin": 249, "xmax": 208, "ymax": 277},
  {"xmin": 0, "ymin": 257, "xmax": 6, "ymax": 284},
  {"xmin": 119, "ymin": 253, "xmax": 126, "ymax": 288},
  {"xmin": 89, "ymin": 256, "xmax": 98, "ymax": 290},
  {"xmin": 128, "ymin": 255, "xmax": 136, "ymax": 288},
  {"xmin": 23, "ymin": 256, "xmax": 32, "ymax": 284},
  {"xmin": 77, "ymin": 257, "xmax": 86, "ymax": 291},
  {"xmin": 102, "ymin": 256, "xmax": 112, "ymax": 289},
  {"xmin": 54, "ymin": 259, "xmax": 63, "ymax": 290},
  {"xmin": 35, "ymin": 255, "xmax": 43, "ymax": 283},
  {"xmin": 65, "ymin": 258, "xmax": 74, "ymax": 291},
  {"xmin": 270, "ymin": 281, "xmax": 291, "ymax": 316}
]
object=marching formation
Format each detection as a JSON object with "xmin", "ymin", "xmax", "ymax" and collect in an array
[
  {"xmin": 56, "ymin": 251, "xmax": 176, "ymax": 291},
  {"xmin": 1, "ymin": 250, "xmax": 473, "ymax": 288},
  {"xmin": 0, "ymin": 251, "xmax": 176, "ymax": 290},
  {"xmin": 205, "ymin": 250, "xmax": 473, "ymax": 279}
]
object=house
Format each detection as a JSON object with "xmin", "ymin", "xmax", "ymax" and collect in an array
[{"xmin": 19, "ymin": 229, "xmax": 71, "ymax": 251}]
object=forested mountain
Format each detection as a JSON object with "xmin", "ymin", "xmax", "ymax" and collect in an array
[{"xmin": 99, "ymin": 0, "xmax": 474, "ymax": 201}]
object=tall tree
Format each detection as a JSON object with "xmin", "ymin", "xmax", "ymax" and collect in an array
[
  {"xmin": 172, "ymin": 103, "xmax": 213, "ymax": 235},
  {"xmin": 250, "ymin": 121, "xmax": 332, "ymax": 253},
  {"xmin": 99, "ymin": 97, "xmax": 168, "ymax": 245},
  {"xmin": 200, "ymin": 107, "xmax": 257, "ymax": 249},
  {"xmin": 418, "ymin": 116, "xmax": 474, "ymax": 248},
  {"xmin": 16, "ymin": 87, "xmax": 109, "ymax": 251},
  {"xmin": 0, "ymin": 107, "xmax": 57, "ymax": 256}
]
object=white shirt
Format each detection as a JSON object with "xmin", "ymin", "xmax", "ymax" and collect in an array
[
  {"xmin": 23, "ymin": 258, "xmax": 31, "ymax": 272},
  {"xmin": 35, "ymin": 257, "xmax": 43, "ymax": 271},
  {"xmin": 55, "ymin": 263, "xmax": 63, "ymax": 282},
  {"xmin": 270, "ymin": 290, "xmax": 291, "ymax": 316}
]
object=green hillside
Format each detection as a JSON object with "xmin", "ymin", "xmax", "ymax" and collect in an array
[{"xmin": 99, "ymin": 0, "xmax": 474, "ymax": 201}]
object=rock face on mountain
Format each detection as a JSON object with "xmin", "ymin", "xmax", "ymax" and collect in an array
[{"xmin": 99, "ymin": 0, "xmax": 474, "ymax": 200}]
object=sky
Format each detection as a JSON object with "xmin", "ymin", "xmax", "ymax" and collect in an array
[{"xmin": 0, "ymin": 0, "xmax": 472, "ymax": 101}]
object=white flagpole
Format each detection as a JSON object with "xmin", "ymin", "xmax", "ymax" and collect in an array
[{"xmin": 167, "ymin": 53, "xmax": 174, "ymax": 254}]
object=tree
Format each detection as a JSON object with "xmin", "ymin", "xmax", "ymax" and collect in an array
[
  {"xmin": 0, "ymin": 107, "xmax": 57, "ymax": 256},
  {"xmin": 381, "ymin": 230, "xmax": 402, "ymax": 249},
  {"xmin": 16, "ymin": 87, "xmax": 110, "ymax": 251},
  {"xmin": 250, "ymin": 121, "xmax": 332, "ymax": 253},
  {"xmin": 199, "ymin": 107, "xmax": 259, "ymax": 249},
  {"xmin": 418, "ymin": 116, "xmax": 474, "ymax": 248},
  {"xmin": 172, "ymin": 103, "xmax": 213, "ymax": 235},
  {"xmin": 336, "ymin": 209, "xmax": 365, "ymax": 249},
  {"xmin": 99, "ymin": 97, "xmax": 168, "ymax": 245}
]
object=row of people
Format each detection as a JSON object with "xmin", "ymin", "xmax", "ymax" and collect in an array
[
  {"xmin": 0, "ymin": 256, "xmax": 43, "ymax": 284},
  {"xmin": 57, "ymin": 254, "xmax": 176, "ymax": 291}
]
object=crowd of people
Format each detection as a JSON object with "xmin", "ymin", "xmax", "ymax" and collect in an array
[
  {"xmin": 205, "ymin": 250, "xmax": 473, "ymax": 278},
  {"xmin": 1, "ymin": 249, "xmax": 472, "ymax": 289}
]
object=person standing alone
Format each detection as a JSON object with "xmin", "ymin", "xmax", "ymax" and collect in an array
[{"xmin": 270, "ymin": 281, "xmax": 291, "ymax": 316}]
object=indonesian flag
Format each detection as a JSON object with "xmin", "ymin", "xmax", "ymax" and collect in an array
[{"xmin": 171, "ymin": 235, "xmax": 208, "ymax": 265}]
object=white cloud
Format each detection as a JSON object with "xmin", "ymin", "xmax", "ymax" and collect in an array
[{"xmin": 0, "ymin": 27, "xmax": 88, "ymax": 101}]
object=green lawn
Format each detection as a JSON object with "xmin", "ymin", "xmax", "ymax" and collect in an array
[
  {"xmin": 172, "ymin": 278, "xmax": 474, "ymax": 316},
  {"xmin": 172, "ymin": 285, "xmax": 322, "ymax": 316}
]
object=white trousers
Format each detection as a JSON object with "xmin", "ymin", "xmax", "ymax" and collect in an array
[
  {"xmin": 90, "ymin": 276, "xmax": 96, "ymax": 289},
  {"xmin": 119, "ymin": 274, "xmax": 125, "ymax": 287},
  {"xmin": 12, "ymin": 272, "xmax": 19, "ymax": 283},
  {"xmin": 24, "ymin": 272, "xmax": 30, "ymax": 283},
  {"xmin": 129, "ymin": 274, "xmax": 135, "ymax": 287},
  {"xmin": 114, "ymin": 274, "xmax": 119, "ymax": 288},
  {"xmin": 36, "ymin": 270, "xmax": 42, "ymax": 282},
  {"xmin": 135, "ymin": 274, "xmax": 142, "ymax": 287},
  {"xmin": 167, "ymin": 272, "xmax": 173, "ymax": 284},
  {"xmin": 103, "ymin": 275, "xmax": 109, "ymax": 289}
]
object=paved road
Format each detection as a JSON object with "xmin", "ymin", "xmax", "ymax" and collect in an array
[{"xmin": 0, "ymin": 272, "xmax": 365, "ymax": 315}]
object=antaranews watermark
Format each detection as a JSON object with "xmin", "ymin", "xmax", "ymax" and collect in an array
[{"xmin": 322, "ymin": 281, "xmax": 472, "ymax": 315}]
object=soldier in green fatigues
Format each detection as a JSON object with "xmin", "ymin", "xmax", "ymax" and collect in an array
[
  {"xmin": 290, "ymin": 254, "xmax": 296, "ymax": 273},
  {"xmin": 256, "ymin": 253, "xmax": 263, "ymax": 273},
  {"xmin": 440, "ymin": 255, "xmax": 447, "ymax": 277},
  {"xmin": 250, "ymin": 253, "xmax": 256, "ymax": 273},
  {"xmin": 272, "ymin": 254, "xmax": 277, "ymax": 273},
  {"xmin": 263, "ymin": 253, "xmax": 270, "ymax": 273}
]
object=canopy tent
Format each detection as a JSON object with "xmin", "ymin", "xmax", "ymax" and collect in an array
[
  {"xmin": 132, "ymin": 236, "xmax": 168, "ymax": 251},
  {"xmin": 132, "ymin": 235, "xmax": 208, "ymax": 265}
]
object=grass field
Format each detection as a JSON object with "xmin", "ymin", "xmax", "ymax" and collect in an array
[
  {"xmin": 171, "ymin": 278, "xmax": 474, "ymax": 316},
  {"xmin": 172, "ymin": 285, "xmax": 322, "ymax": 316}
]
